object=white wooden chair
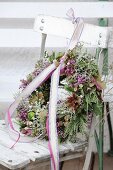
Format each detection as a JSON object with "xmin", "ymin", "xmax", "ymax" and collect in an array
[
  {"xmin": 34, "ymin": 13, "xmax": 113, "ymax": 170},
  {"xmin": 0, "ymin": 2, "xmax": 113, "ymax": 170}
]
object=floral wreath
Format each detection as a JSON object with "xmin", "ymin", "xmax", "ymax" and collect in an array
[{"xmin": 16, "ymin": 46, "xmax": 104, "ymax": 143}]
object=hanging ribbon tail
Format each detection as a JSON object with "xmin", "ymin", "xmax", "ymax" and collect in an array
[
  {"xmin": 48, "ymin": 64, "xmax": 61, "ymax": 170},
  {"xmin": 68, "ymin": 18, "xmax": 84, "ymax": 50},
  {"xmin": 5, "ymin": 63, "xmax": 56, "ymax": 146}
]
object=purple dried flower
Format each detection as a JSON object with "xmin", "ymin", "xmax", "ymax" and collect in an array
[
  {"xmin": 21, "ymin": 128, "xmax": 32, "ymax": 136},
  {"xmin": 19, "ymin": 111, "xmax": 27, "ymax": 121},
  {"xmin": 32, "ymin": 69, "xmax": 40, "ymax": 77},
  {"xmin": 74, "ymin": 76, "xmax": 86, "ymax": 86},
  {"xmin": 19, "ymin": 79, "xmax": 28, "ymax": 89},
  {"xmin": 65, "ymin": 59, "xmax": 76, "ymax": 76},
  {"xmin": 77, "ymin": 76, "xmax": 86, "ymax": 83}
]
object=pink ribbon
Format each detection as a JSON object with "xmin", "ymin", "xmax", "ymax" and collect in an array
[
  {"xmin": 48, "ymin": 65, "xmax": 61, "ymax": 170},
  {"xmin": 7, "ymin": 105, "xmax": 20, "ymax": 149},
  {"xmin": 6, "ymin": 9, "xmax": 84, "ymax": 170},
  {"xmin": 46, "ymin": 115, "xmax": 57, "ymax": 170},
  {"xmin": 5, "ymin": 63, "xmax": 56, "ymax": 145}
]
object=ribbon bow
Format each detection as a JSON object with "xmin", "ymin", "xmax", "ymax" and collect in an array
[{"xmin": 66, "ymin": 8, "xmax": 78, "ymax": 24}]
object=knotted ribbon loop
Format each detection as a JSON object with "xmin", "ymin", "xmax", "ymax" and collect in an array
[{"xmin": 66, "ymin": 8, "xmax": 79, "ymax": 24}]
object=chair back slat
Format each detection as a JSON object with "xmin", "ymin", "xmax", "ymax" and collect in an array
[{"xmin": 34, "ymin": 15, "xmax": 110, "ymax": 48}]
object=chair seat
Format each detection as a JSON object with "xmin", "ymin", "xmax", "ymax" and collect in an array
[{"xmin": 0, "ymin": 119, "xmax": 87, "ymax": 170}]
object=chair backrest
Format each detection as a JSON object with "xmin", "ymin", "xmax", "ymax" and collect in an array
[
  {"xmin": 33, "ymin": 12, "xmax": 113, "ymax": 102},
  {"xmin": 0, "ymin": 2, "xmax": 113, "ymax": 48},
  {"xmin": 34, "ymin": 14, "xmax": 111, "ymax": 49}
]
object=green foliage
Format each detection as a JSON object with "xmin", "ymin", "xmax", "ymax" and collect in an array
[
  {"xmin": 64, "ymin": 85, "xmax": 74, "ymax": 92},
  {"xmin": 64, "ymin": 113, "xmax": 86, "ymax": 142},
  {"xmin": 28, "ymin": 111, "xmax": 35, "ymax": 121},
  {"xmin": 16, "ymin": 46, "xmax": 104, "ymax": 142}
]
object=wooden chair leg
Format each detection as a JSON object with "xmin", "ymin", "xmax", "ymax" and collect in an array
[
  {"xmin": 106, "ymin": 102, "xmax": 113, "ymax": 156},
  {"xmin": 59, "ymin": 161, "xmax": 64, "ymax": 170},
  {"xmin": 88, "ymin": 152, "xmax": 95, "ymax": 170},
  {"xmin": 40, "ymin": 33, "xmax": 47, "ymax": 60},
  {"xmin": 83, "ymin": 118, "xmax": 95, "ymax": 170}
]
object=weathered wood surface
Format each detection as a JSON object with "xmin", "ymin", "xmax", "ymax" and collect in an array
[
  {"xmin": 0, "ymin": 157, "xmax": 85, "ymax": 170},
  {"xmin": 0, "ymin": 120, "xmax": 87, "ymax": 169},
  {"xmin": 34, "ymin": 15, "xmax": 113, "ymax": 49}
]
